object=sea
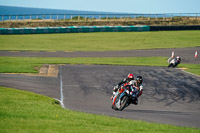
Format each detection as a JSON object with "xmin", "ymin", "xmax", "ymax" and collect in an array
[
  {"xmin": 0, "ymin": 5, "xmax": 127, "ymax": 21},
  {"xmin": 0, "ymin": 5, "xmax": 195, "ymax": 21},
  {"xmin": 0, "ymin": 5, "xmax": 117, "ymax": 15}
]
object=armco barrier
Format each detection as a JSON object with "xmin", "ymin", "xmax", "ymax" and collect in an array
[
  {"xmin": 0, "ymin": 26, "xmax": 150, "ymax": 34},
  {"xmin": 150, "ymin": 25, "xmax": 200, "ymax": 31}
]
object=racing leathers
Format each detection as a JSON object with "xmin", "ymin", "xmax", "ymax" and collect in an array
[
  {"xmin": 131, "ymin": 80, "xmax": 143, "ymax": 105},
  {"xmin": 113, "ymin": 79, "xmax": 143, "ymax": 105},
  {"xmin": 111, "ymin": 77, "xmax": 134, "ymax": 100},
  {"xmin": 113, "ymin": 77, "xmax": 134, "ymax": 92}
]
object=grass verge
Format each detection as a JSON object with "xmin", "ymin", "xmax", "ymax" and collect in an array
[
  {"xmin": 0, "ymin": 31, "xmax": 200, "ymax": 51},
  {"xmin": 0, "ymin": 57, "xmax": 200, "ymax": 75},
  {"xmin": 0, "ymin": 86, "xmax": 199, "ymax": 133}
]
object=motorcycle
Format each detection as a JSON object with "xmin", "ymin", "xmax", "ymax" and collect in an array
[
  {"xmin": 111, "ymin": 85, "xmax": 138, "ymax": 111},
  {"xmin": 168, "ymin": 57, "xmax": 181, "ymax": 68}
]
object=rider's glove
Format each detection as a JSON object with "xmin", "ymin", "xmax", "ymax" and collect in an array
[{"xmin": 113, "ymin": 85, "xmax": 119, "ymax": 92}]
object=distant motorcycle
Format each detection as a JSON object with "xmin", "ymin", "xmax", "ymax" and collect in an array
[
  {"xmin": 168, "ymin": 56, "xmax": 181, "ymax": 68},
  {"xmin": 111, "ymin": 85, "xmax": 138, "ymax": 111}
]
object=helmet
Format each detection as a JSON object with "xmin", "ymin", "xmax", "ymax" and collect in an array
[
  {"xmin": 127, "ymin": 73, "xmax": 134, "ymax": 81},
  {"xmin": 136, "ymin": 76, "xmax": 143, "ymax": 85},
  {"xmin": 176, "ymin": 56, "xmax": 181, "ymax": 61}
]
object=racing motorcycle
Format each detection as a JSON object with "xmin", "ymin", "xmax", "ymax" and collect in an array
[
  {"xmin": 168, "ymin": 56, "xmax": 181, "ymax": 68},
  {"xmin": 111, "ymin": 85, "xmax": 138, "ymax": 111}
]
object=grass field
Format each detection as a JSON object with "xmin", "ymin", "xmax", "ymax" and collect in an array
[
  {"xmin": 0, "ymin": 31, "xmax": 200, "ymax": 51},
  {"xmin": 0, "ymin": 56, "xmax": 200, "ymax": 75},
  {"xmin": 0, "ymin": 86, "xmax": 199, "ymax": 133}
]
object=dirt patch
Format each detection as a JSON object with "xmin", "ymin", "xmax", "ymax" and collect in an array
[
  {"xmin": 177, "ymin": 67, "xmax": 188, "ymax": 70},
  {"xmin": 30, "ymin": 64, "xmax": 59, "ymax": 77},
  {"xmin": 3, "ymin": 64, "xmax": 59, "ymax": 77}
]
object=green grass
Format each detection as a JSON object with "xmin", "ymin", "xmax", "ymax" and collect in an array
[
  {"xmin": 0, "ymin": 56, "xmax": 168, "ymax": 73},
  {"xmin": 0, "ymin": 57, "xmax": 200, "ymax": 75},
  {"xmin": 0, "ymin": 86, "xmax": 199, "ymax": 133},
  {"xmin": 179, "ymin": 64, "xmax": 200, "ymax": 75},
  {"xmin": 0, "ymin": 31, "xmax": 200, "ymax": 51}
]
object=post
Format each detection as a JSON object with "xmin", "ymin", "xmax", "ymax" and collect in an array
[
  {"xmin": 163, "ymin": 14, "xmax": 165, "ymax": 21},
  {"xmin": 171, "ymin": 13, "xmax": 173, "ymax": 20},
  {"xmin": 196, "ymin": 13, "xmax": 197, "ymax": 20},
  {"xmin": 78, "ymin": 15, "xmax": 80, "ymax": 21}
]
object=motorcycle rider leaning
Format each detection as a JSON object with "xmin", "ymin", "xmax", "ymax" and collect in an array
[
  {"xmin": 131, "ymin": 76, "xmax": 143, "ymax": 105},
  {"xmin": 111, "ymin": 75, "xmax": 143, "ymax": 105},
  {"xmin": 111, "ymin": 73, "xmax": 134, "ymax": 100},
  {"xmin": 168, "ymin": 56, "xmax": 181, "ymax": 68}
]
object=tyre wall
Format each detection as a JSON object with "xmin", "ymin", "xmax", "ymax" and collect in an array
[
  {"xmin": 0, "ymin": 26, "xmax": 150, "ymax": 34},
  {"xmin": 150, "ymin": 25, "xmax": 200, "ymax": 31},
  {"xmin": 1, "ymin": 25, "xmax": 199, "ymax": 34}
]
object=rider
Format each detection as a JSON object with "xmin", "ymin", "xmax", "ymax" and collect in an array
[
  {"xmin": 168, "ymin": 55, "xmax": 181, "ymax": 68},
  {"xmin": 131, "ymin": 76, "xmax": 143, "ymax": 105},
  {"xmin": 110, "ymin": 73, "xmax": 134, "ymax": 100}
]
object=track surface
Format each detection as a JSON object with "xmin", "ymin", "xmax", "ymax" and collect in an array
[
  {"xmin": 0, "ymin": 48, "xmax": 200, "ymax": 128},
  {"xmin": 0, "ymin": 47, "xmax": 200, "ymax": 64}
]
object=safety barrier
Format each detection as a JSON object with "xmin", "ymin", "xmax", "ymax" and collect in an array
[
  {"xmin": 150, "ymin": 25, "xmax": 200, "ymax": 31},
  {"xmin": 0, "ymin": 26, "xmax": 150, "ymax": 34}
]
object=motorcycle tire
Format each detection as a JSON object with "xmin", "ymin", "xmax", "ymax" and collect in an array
[
  {"xmin": 119, "ymin": 95, "xmax": 129, "ymax": 111},
  {"xmin": 168, "ymin": 63, "xmax": 173, "ymax": 68},
  {"xmin": 111, "ymin": 104, "xmax": 119, "ymax": 111},
  {"xmin": 111, "ymin": 94, "xmax": 120, "ymax": 111}
]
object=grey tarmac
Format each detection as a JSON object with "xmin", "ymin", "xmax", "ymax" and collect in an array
[{"xmin": 0, "ymin": 47, "xmax": 200, "ymax": 64}]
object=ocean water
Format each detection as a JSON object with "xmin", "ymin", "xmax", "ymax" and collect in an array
[
  {"xmin": 0, "ymin": 5, "xmax": 196, "ymax": 21},
  {"xmin": 0, "ymin": 5, "xmax": 123, "ymax": 21},
  {"xmin": 0, "ymin": 5, "xmax": 114, "ymax": 15}
]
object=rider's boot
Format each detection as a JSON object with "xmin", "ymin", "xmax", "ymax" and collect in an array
[{"xmin": 132, "ymin": 98, "xmax": 138, "ymax": 105}]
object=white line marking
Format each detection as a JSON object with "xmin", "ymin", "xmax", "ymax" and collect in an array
[{"xmin": 59, "ymin": 66, "xmax": 65, "ymax": 108}]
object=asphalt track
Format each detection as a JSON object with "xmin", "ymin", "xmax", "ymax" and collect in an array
[
  {"xmin": 0, "ymin": 48, "xmax": 200, "ymax": 128},
  {"xmin": 0, "ymin": 47, "xmax": 200, "ymax": 64}
]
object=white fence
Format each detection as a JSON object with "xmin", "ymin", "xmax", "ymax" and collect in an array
[{"xmin": 1, "ymin": 13, "xmax": 200, "ymax": 21}]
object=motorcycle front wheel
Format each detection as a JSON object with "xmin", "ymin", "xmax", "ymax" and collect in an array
[
  {"xmin": 111, "ymin": 94, "xmax": 120, "ymax": 111},
  {"xmin": 119, "ymin": 95, "xmax": 129, "ymax": 111}
]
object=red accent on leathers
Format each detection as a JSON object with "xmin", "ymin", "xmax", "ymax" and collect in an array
[{"xmin": 138, "ymin": 89, "xmax": 143, "ymax": 97}]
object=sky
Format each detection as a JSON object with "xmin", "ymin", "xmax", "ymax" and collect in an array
[{"xmin": 0, "ymin": 0, "xmax": 200, "ymax": 13}]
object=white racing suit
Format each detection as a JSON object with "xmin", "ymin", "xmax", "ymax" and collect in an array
[{"xmin": 167, "ymin": 57, "xmax": 181, "ymax": 68}]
